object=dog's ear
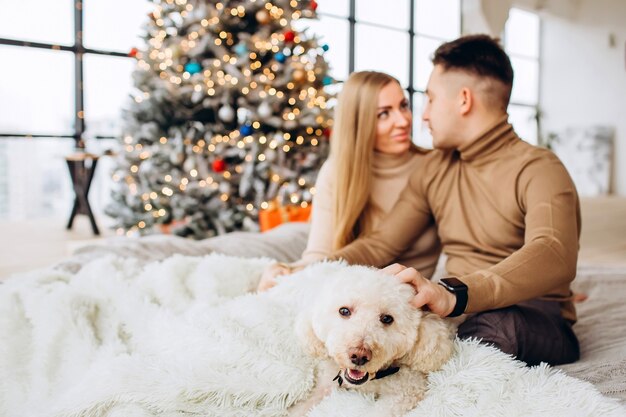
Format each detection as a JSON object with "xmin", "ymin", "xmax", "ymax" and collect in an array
[
  {"xmin": 402, "ymin": 312, "xmax": 455, "ymax": 373},
  {"xmin": 295, "ymin": 310, "xmax": 327, "ymax": 358}
]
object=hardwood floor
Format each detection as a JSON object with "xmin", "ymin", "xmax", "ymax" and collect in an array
[
  {"xmin": 1, "ymin": 197, "xmax": 625, "ymax": 280},
  {"xmin": 0, "ymin": 216, "xmax": 116, "ymax": 279}
]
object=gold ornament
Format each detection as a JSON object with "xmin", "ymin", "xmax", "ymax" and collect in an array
[
  {"xmin": 256, "ymin": 9, "xmax": 271, "ymax": 24},
  {"xmin": 292, "ymin": 69, "xmax": 305, "ymax": 82}
]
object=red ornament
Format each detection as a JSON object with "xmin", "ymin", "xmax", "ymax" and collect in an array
[
  {"xmin": 128, "ymin": 47, "xmax": 139, "ymax": 58},
  {"xmin": 212, "ymin": 158, "xmax": 226, "ymax": 173},
  {"xmin": 284, "ymin": 30, "xmax": 295, "ymax": 43},
  {"xmin": 323, "ymin": 127, "xmax": 332, "ymax": 138},
  {"xmin": 311, "ymin": 0, "xmax": 318, "ymax": 11}
]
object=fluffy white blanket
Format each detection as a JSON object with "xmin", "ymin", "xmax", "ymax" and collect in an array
[{"xmin": 1, "ymin": 254, "xmax": 623, "ymax": 417}]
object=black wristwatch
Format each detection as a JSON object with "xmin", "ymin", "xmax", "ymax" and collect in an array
[{"xmin": 438, "ymin": 277, "xmax": 468, "ymax": 317}]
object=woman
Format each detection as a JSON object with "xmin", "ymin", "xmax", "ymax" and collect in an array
[{"xmin": 258, "ymin": 71, "xmax": 441, "ymax": 291}]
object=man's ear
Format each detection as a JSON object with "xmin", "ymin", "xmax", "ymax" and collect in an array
[
  {"xmin": 459, "ymin": 87, "xmax": 473, "ymax": 116},
  {"xmin": 295, "ymin": 310, "xmax": 327, "ymax": 358},
  {"xmin": 402, "ymin": 312, "xmax": 455, "ymax": 373}
]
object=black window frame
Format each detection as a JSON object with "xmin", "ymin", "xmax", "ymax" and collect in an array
[
  {"xmin": 0, "ymin": 0, "xmax": 128, "ymax": 147},
  {"xmin": 0, "ymin": 0, "xmax": 470, "ymax": 145}
]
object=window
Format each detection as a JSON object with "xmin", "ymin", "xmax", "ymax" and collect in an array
[
  {"xmin": 315, "ymin": 0, "xmax": 462, "ymax": 149},
  {"xmin": 0, "ymin": 46, "xmax": 75, "ymax": 136},
  {"xmin": 1, "ymin": 1, "xmax": 463, "ymax": 220},
  {"xmin": 412, "ymin": 0, "xmax": 462, "ymax": 148},
  {"xmin": 0, "ymin": 138, "xmax": 75, "ymax": 219},
  {"xmin": 83, "ymin": 0, "xmax": 152, "ymax": 53},
  {"xmin": 292, "ymin": 15, "xmax": 350, "ymax": 82},
  {"xmin": 0, "ymin": 0, "xmax": 74, "ymax": 46},
  {"xmin": 355, "ymin": 24, "xmax": 410, "ymax": 87},
  {"xmin": 504, "ymin": 8, "xmax": 541, "ymax": 145},
  {"xmin": 0, "ymin": 0, "xmax": 144, "ymax": 221},
  {"xmin": 83, "ymin": 54, "xmax": 136, "ymax": 139}
]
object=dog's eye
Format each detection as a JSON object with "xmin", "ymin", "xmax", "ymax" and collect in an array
[
  {"xmin": 380, "ymin": 314, "xmax": 394, "ymax": 325},
  {"xmin": 338, "ymin": 307, "xmax": 351, "ymax": 317}
]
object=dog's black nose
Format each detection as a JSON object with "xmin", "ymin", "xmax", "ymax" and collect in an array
[
  {"xmin": 350, "ymin": 355, "xmax": 369, "ymax": 366},
  {"xmin": 348, "ymin": 347, "xmax": 371, "ymax": 366}
]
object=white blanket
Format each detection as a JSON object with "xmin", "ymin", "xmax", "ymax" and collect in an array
[{"xmin": 1, "ymin": 254, "xmax": 623, "ymax": 417}]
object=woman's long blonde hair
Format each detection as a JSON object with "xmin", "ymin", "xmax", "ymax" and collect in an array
[{"xmin": 330, "ymin": 71, "xmax": 412, "ymax": 249}]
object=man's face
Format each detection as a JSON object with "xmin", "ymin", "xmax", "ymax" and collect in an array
[{"xmin": 422, "ymin": 65, "xmax": 463, "ymax": 150}]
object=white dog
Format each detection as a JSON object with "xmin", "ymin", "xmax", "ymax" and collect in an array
[{"xmin": 289, "ymin": 265, "xmax": 455, "ymax": 417}]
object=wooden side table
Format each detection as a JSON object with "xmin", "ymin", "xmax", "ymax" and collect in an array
[{"xmin": 65, "ymin": 152, "xmax": 100, "ymax": 235}]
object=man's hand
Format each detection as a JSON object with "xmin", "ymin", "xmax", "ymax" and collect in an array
[
  {"xmin": 381, "ymin": 263, "xmax": 456, "ymax": 317},
  {"xmin": 257, "ymin": 262, "xmax": 292, "ymax": 292}
]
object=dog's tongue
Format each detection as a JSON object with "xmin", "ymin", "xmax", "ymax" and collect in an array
[{"xmin": 347, "ymin": 369, "xmax": 366, "ymax": 380}]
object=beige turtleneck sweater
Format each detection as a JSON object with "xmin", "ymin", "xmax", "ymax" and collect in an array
[
  {"xmin": 330, "ymin": 117, "xmax": 581, "ymax": 322},
  {"xmin": 297, "ymin": 148, "xmax": 442, "ymax": 279}
]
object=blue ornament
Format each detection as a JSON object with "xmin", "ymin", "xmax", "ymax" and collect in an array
[
  {"xmin": 234, "ymin": 43, "xmax": 248, "ymax": 57},
  {"xmin": 321, "ymin": 44, "xmax": 329, "ymax": 52},
  {"xmin": 275, "ymin": 52, "xmax": 286, "ymax": 63},
  {"xmin": 184, "ymin": 61, "xmax": 202, "ymax": 74},
  {"xmin": 322, "ymin": 76, "xmax": 333, "ymax": 86},
  {"xmin": 240, "ymin": 124, "xmax": 253, "ymax": 136}
]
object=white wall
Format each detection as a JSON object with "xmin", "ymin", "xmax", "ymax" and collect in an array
[
  {"xmin": 538, "ymin": 0, "xmax": 626, "ymax": 195},
  {"xmin": 463, "ymin": 0, "xmax": 626, "ymax": 195}
]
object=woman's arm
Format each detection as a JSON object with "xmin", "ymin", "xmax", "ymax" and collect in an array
[
  {"xmin": 257, "ymin": 161, "xmax": 335, "ymax": 291},
  {"xmin": 297, "ymin": 160, "xmax": 335, "ymax": 264}
]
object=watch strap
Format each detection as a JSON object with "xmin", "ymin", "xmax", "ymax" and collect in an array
[{"xmin": 438, "ymin": 278, "xmax": 468, "ymax": 317}]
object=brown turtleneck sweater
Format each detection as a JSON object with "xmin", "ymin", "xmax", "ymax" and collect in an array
[
  {"xmin": 330, "ymin": 117, "xmax": 581, "ymax": 322},
  {"xmin": 296, "ymin": 148, "xmax": 442, "ymax": 278}
]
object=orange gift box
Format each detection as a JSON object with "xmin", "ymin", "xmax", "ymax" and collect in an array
[{"xmin": 259, "ymin": 200, "xmax": 312, "ymax": 232}]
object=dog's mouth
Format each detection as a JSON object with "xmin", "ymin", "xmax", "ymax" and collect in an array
[{"xmin": 343, "ymin": 368, "xmax": 369, "ymax": 385}]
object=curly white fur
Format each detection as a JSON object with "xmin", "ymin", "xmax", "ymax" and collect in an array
[{"xmin": 291, "ymin": 265, "xmax": 455, "ymax": 417}]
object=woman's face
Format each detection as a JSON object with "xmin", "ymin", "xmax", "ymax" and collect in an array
[{"xmin": 374, "ymin": 81, "xmax": 413, "ymax": 154}]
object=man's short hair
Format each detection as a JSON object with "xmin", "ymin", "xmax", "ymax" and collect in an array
[{"xmin": 432, "ymin": 35, "xmax": 514, "ymax": 109}]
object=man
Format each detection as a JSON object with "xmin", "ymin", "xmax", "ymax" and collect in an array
[{"xmin": 328, "ymin": 34, "xmax": 581, "ymax": 366}]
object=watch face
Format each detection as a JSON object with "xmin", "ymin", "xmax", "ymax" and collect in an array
[{"xmin": 441, "ymin": 277, "xmax": 467, "ymax": 291}]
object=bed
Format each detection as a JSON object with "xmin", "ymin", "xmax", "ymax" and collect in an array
[{"xmin": 2, "ymin": 223, "xmax": 624, "ymax": 416}]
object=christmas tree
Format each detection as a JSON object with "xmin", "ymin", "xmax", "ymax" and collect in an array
[{"xmin": 107, "ymin": 0, "xmax": 334, "ymax": 238}]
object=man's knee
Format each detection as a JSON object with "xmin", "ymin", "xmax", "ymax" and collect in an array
[{"xmin": 457, "ymin": 307, "xmax": 523, "ymax": 356}]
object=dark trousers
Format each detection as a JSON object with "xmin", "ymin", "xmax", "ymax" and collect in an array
[{"xmin": 457, "ymin": 299, "xmax": 580, "ymax": 366}]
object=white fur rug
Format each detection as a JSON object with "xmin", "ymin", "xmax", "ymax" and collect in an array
[{"xmin": 0, "ymin": 254, "xmax": 623, "ymax": 417}]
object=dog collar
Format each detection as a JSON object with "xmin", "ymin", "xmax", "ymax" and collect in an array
[
  {"xmin": 332, "ymin": 370, "xmax": 344, "ymax": 387},
  {"xmin": 333, "ymin": 366, "xmax": 400, "ymax": 387},
  {"xmin": 373, "ymin": 366, "xmax": 400, "ymax": 380}
]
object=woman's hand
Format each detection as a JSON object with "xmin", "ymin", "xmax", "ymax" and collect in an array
[{"xmin": 257, "ymin": 262, "xmax": 292, "ymax": 292}]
